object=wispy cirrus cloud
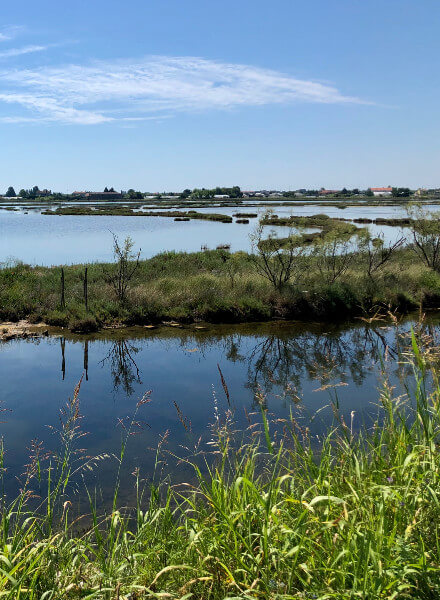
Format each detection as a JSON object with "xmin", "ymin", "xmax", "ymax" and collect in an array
[
  {"xmin": 0, "ymin": 45, "xmax": 47, "ymax": 59},
  {"xmin": 0, "ymin": 25, "xmax": 25, "ymax": 42},
  {"xmin": 0, "ymin": 55, "xmax": 372, "ymax": 125}
]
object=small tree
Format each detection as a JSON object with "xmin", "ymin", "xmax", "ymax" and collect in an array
[
  {"xmin": 107, "ymin": 235, "xmax": 141, "ymax": 304},
  {"xmin": 407, "ymin": 204, "xmax": 440, "ymax": 272},
  {"xmin": 5, "ymin": 186, "xmax": 16, "ymax": 197},
  {"xmin": 250, "ymin": 210, "xmax": 304, "ymax": 290},
  {"xmin": 358, "ymin": 232, "xmax": 405, "ymax": 282},
  {"xmin": 312, "ymin": 235, "xmax": 354, "ymax": 285}
]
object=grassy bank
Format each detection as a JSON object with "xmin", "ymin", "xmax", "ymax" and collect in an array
[
  {"xmin": 1, "ymin": 245, "xmax": 439, "ymax": 331},
  {"xmin": 1, "ymin": 334, "xmax": 440, "ymax": 597}
]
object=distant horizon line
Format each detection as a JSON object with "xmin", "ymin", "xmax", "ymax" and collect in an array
[{"xmin": 0, "ymin": 185, "xmax": 431, "ymax": 196}]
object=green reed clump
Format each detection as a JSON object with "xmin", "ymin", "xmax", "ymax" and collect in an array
[{"xmin": 0, "ymin": 334, "xmax": 440, "ymax": 597}]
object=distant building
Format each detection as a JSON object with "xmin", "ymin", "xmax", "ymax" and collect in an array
[
  {"xmin": 371, "ymin": 187, "xmax": 392, "ymax": 197},
  {"xmin": 319, "ymin": 189, "xmax": 340, "ymax": 196},
  {"xmin": 414, "ymin": 188, "xmax": 427, "ymax": 197},
  {"xmin": 214, "ymin": 194, "xmax": 230, "ymax": 199}
]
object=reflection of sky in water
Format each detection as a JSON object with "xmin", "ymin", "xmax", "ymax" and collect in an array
[
  {"xmin": 0, "ymin": 202, "xmax": 435, "ymax": 265},
  {"xmin": 0, "ymin": 319, "xmax": 426, "ymax": 506}
]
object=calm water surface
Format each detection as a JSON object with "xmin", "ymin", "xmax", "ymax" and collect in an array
[
  {"xmin": 0, "ymin": 319, "xmax": 426, "ymax": 506},
  {"xmin": 0, "ymin": 201, "xmax": 430, "ymax": 265}
]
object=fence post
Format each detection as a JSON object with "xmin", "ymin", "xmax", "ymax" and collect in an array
[{"xmin": 60, "ymin": 267, "xmax": 65, "ymax": 309}]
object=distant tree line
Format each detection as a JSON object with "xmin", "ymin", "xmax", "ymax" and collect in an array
[
  {"xmin": 17, "ymin": 186, "xmax": 52, "ymax": 199},
  {"xmin": 0, "ymin": 184, "xmax": 417, "ymax": 201},
  {"xmin": 125, "ymin": 189, "xmax": 143, "ymax": 199},
  {"xmin": 183, "ymin": 186, "xmax": 243, "ymax": 199},
  {"xmin": 392, "ymin": 187, "xmax": 411, "ymax": 197}
]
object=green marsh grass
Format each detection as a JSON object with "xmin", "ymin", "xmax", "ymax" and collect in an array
[{"xmin": 0, "ymin": 246, "xmax": 438, "ymax": 330}]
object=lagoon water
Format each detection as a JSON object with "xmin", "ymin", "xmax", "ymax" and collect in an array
[
  {"xmin": 0, "ymin": 201, "xmax": 427, "ymax": 265},
  {"xmin": 0, "ymin": 319, "xmax": 423, "ymax": 507},
  {"xmin": 0, "ymin": 200, "xmax": 434, "ymax": 508}
]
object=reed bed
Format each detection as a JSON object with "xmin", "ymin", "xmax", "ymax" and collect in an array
[{"xmin": 0, "ymin": 332, "xmax": 440, "ymax": 597}]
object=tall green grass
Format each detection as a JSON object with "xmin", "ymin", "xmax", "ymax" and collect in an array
[{"xmin": 0, "ymin": 332, "xmax": 440, "ymax": 597}]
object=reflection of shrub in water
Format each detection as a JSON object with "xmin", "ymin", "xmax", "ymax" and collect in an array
[
  {"xmin": 100, "ymin": 339, "xmax": 142, "ymax": 396},
  {"xmin": 222, "ymin": 324, "xmax": 407, "ymax": 400}
]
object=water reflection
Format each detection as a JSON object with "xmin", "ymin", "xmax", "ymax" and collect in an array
[
  {"xmin": 100, "ymin": 339, "xmax": 141, "ymax": 396},
  {"xmin": 0, "ymin": 318, "xmax": 434, "ymax": 506},
  {"xmin": 51, "ymin": 322, "xmax": 417, "ymax": 400}
]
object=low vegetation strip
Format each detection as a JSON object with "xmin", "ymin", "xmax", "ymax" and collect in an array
[
  {"xmin": 0, "ymin": 244, "xmax": 439, "ymax": 332},
  {"xmin": 262, "ymin": 213, "xmax": 429, "ymax": 228},
  {"xmin": 42, "ymin": 206, "xmax": 233, "ymax": 222},
  {"xmin": 0, "ymin": 333, "xmax": 439, "ymax": 597}
]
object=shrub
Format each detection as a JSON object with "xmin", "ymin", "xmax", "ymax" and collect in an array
[
  {"xmin": 69, "ymin": 316, "xmax": 99, "ymax": 333},
  {"xmin": 45, "ymin": 310, "xmax": 69, "ymax": 327}
]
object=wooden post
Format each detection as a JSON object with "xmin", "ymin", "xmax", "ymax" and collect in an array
[
  {"xmin": 60, "ymin": 267, "xmax": 65, "ymax": 309},
  {"xmin": 84, "ymin": 267, "xmax": 88, "ymax": 312}
]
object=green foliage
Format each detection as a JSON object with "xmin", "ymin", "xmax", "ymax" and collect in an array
[
  {"xmin": 69, "ymin": 315, "xmax": 99, "ymax": 333},
  {"xmin": 0, "ymin": 242, "xmax": 438, "ymax": 329},
  {"xmin": 4, "ymin": 186, "xmax": 16, "ymax": 197},
  {"xmin": 392, "ymin": 187, "xmax": 412, "ymax": 197},
  {"xmin": 190, "ymin": 185, "xmax": 242, "ymax": 199},
  {"xmin": 17, "ymin": 185, "xmax": 51, "ymax": 199},
  {"xmin": 43, "ymin": 206, "xmax": 234, "ymax": 222},
  {"xmin": 407, "ymin": 204, "xmax": 440, "ymax": 272},
  {"xmin": 125, "ymin": 188, "xmax": 143, "ymax": 199}
]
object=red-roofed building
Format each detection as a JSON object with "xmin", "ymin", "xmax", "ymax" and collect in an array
[
  {"xmin": 371, "ymin": 187, "xmax": 393, "ymax": 197},
  {"xmin": 319, "ymin": 189, "xmax": 340, "ymax": 196}
]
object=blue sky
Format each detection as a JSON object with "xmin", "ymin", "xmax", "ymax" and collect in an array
[{"xmin": 0, "ymin": 0, "xmax": 438, "ymax": 192}]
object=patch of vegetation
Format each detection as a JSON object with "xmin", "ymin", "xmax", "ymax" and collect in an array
[
  {"xmin": 43, "ymin": 206, "xmax": 233, "ymax": 223},
  {"xmin": 0, "ymin": 243, "xmax": 433, "ymax": 330},
  {"xmin": 260, "ymin": 213, "xmax": 363, "ymax": 247},
  {"xmin": 232, "ymin": 212, "xmax": 258, "ymax": 218}
]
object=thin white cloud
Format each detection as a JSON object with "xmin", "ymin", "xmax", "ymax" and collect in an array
[
  {"xmin": 0, "ymin": 93, "xmax": 111, "ymax": 124},
  {"xmin": 0, "ymin": 45, "xmax": 47, "ymax": 59},
  {"xmin": 0, "ymin": 55, "xmax": 372, "ymax": 125},
  {"xmin": 0, "ymin": 25, "xmax": 25, "ymax": 42}
]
